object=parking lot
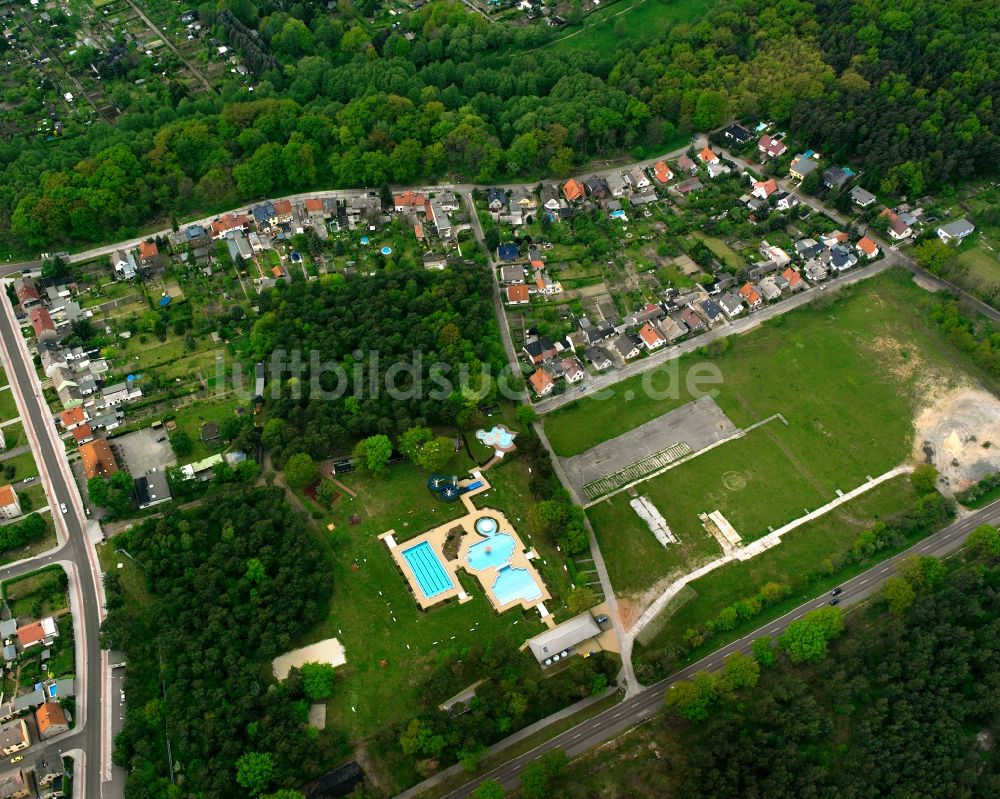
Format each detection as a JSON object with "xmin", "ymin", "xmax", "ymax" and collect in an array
[{"xmin": 110, "ymin": 428, "xmax": 176, "ymax": 476}]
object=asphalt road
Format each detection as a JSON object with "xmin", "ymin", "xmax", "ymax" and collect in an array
[
  {"xmin": 0, "ymin": 292, "xmax": 110, "ymax": 798},
  {"xmin": 438, "ymin": 498, "xmax": 1000, "ymax": 797}
]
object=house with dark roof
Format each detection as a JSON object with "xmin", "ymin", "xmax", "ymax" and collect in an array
[
  {"xmin": 583, "ymin": 175, "xmax": 609, "ymax": 199},
  {"xmin": 134, "ymin": 469, "xmax": 172, "ymax": 510},
  {"xmin": 497, "ymin": 243, "xmax": 519, "ymax": 262},
  {"xmin": 722, "ymin": 123, "xmax": 753, "ymax": 145},
  {"xmin": 486, "ymin": 188, "xmax": 507, "ymax": 215},
  {"xmin": 850, "ymin": 186, "xmax": 876, "ymax": 207},
  {"xmin": 880, "ymin": 209, "xmax": 912, "ymax": 240},
  {"xmin": 522, "ymin": 337, "xmax": 558, "ymax": 365},
  {"xmin": 823, "ymin": 166, "xmax": 852, "ymax": 190},
  {"xmin": 584, "ymin": 346, "xmax": 613, "ymax": 370},
  {"xmin": 680, "ymin": 306, "xmax": 705, "ymax": 332},
  {"xmin": 676, "ymin": 155, "xmax": 697, "ymax": 175},
  {"xmin": 611, "ymin": 333, "xmax": 640, "ymax": 361},
  {"xmin": 699, "ymin": 298, "xmax": 723, "ymax": 323},
  {"xmin": 789, "ymin": 156, "xmax": 820, "ymax": 181}
]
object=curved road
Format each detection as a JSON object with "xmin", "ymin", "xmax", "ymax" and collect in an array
[{"xmin": 437, "ymin": 498, "xmax": 1000, "ymax": 797}]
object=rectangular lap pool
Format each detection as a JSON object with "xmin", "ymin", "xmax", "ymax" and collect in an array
[{"xmin": 402, "ymin": 541, "xmax": 454, "ymax": 600}]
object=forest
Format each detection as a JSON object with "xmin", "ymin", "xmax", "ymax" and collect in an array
[
  {"xmin": 250, "ymin": 264, "xmax": 507, "ymax": 463},
  {"xmin": 551, "ymin": 535, "xmax": 1000, "ymax": 798},
  {"xmin": 2, "ymin": 0, "xmax": 996, "ymax": 251},
  {"xmin": 102, "ymin": 485, "xmax": 342, "ymax": 799}
]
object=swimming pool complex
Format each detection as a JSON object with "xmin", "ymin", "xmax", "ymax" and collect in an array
[
  {"xmin": 476, "ymin": 425, "xmax": 516, "ymax": 451},
  {"xmin": 466, "ymin": 533, "xmax": 516, "ymax": 571},
  {"xmin": 401, "ymin": 541, "xmax": 454, "ymax": 599}
]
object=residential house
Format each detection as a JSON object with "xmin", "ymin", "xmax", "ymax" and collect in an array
[
  {"xmin": 486, "ymin": 188, "xmax": 507, "ymax": 216},
  {"xmin": 248, "ymin": 232, "xmax": 266, "ymax": 253},
  {"xmin": 251, "ymin": 201, "xmax": 277, "ymax": 230},
  {"xmin": 71, "ymin": 425, "xmax": 94, "ymax": 445},
  {"xmin": 627, "ymin": 167, "xmax": 650, "ymax": 190},
  {"xmin": 101, "ymin": 381, "xmax": 140, "ymax": 408},
  {"xmin": 209, "ymin": 212, "xmax": 249, "ymax": 239},
  {"xmin": 611, "ymin": 333, "xmax": 640, "ymax": 361},
  {"xmin": 539, "ymin": 184, "xmax": 569, "ymax": 218},
  {"xmin": 583, "ymin": 175, "xmax": 609, "ymax": 199},
  {"xmin": 13, "ymin": 278, "xmax": 40, "ymax": 309},
  {"xmin": 698, "ymin": 298, "xmax": 724, "ymax": 324},
  {"xmin": 850, "ymin": 186, "xmax": 877, "ymax": 207},
  {"xmin": 681, "ymin": 306, "xmax": 705, "ymax": 332},
  {"xmin": 738, "ymin": 283, "xmax": 762, "ymax": 310},
  {"xmin": 759, "ymin": 241, "xmax": 791, "ymax": 267},
  {"xmin": 33, "ymin": 757, "xmax": 64, "ymax": 794},
  {"xmin": 638, "ymin": 322, "xmax": 666, "ymax": 351},
  {"xmin": 271, "ymin": 200, "xmax": 292, "ymax": 224},
  {"xmin": 856, "ymin": 236, "xmax": 879, "ymax": 259},
  {"xmin": 781, "ymin": 267, "xmax": 805, "ymax": 291},
  {"xmin": 137, "ymin": 240, "xmax": 160, "ymax": 269},
  {"xmin": 0, "ymin": 768, "xmax": 29, "ymax": 799},
  {"xmin": 660, "ymin": 315, "xmax": 688, "ymax": 342},
  {"xmin": 718, "ymin": 291, "xmax": 745, "ymax": 316},
  {"xmin": 652, "ymin": 160, "xmax": 673, "ymax": 184},
  {"xmin": 134, "ymin": 469, "xmax": 172, "ymax": 510},
  {"xmin": 0, "ymin": 486, "xmax": 20, "ymax": 520},
  {"xmin": 707, "ymin": 162, "xmax": 731, "ymax": 179},
  {"xmin": 434, "ymin": 191, "xmax": 461, "ymax": 212},
  {"xmin": 35, "ymin": 702, "xmax": 69, "ymax": 740},
  {"xmin": 506, "ymin": 285, "xmax": 530, "ymax": 305},
  {"xmin": 427, "ymin": 199, "xmax": 452, "ymax": 238},
  {"xmin": 804, "ymin": 259, "xmax": 829, "ymax": 282},
  {"xmin": 497, "ymin": 243, "xmax": 519, "ymax": 262},
  {"xmin": 78, "ymin": 438, "xmax": 118, "ymax": 479},
  {"xmin": 698, "ymin": 147, "xmax": 720, "ymax": 165},
  {"xmin": 393, "ymin": 191, "xmax": 425, "ymax": 213},
  {"xmin": 501, "ymin": 264, "xmax": 526, "ymax": 284},
  {"xmin": 722, "ymin": 124, "xmax": 753, "ymax": 145},
  {"xmin": 825, "ymin": 245, "xmax": 859, "ymax": 272},
  {"xmin": 59, "ymin": 407, "xmax": 88, "ymax": 430},
  {"xmin": 0, "ymin": 721, "xmax": 28, "ymax": 757},
  {"xmin": 675, "ymin": 178, "xmax": 703, "ymax": 195},
  {"xmin": 823, "ymin": 166, "xmax": 852, "ymax": 191},
  {"xmin": 584, "ymin": 346, "xmax": 613, "ymax": 370},
  {"xmin": 529, "ymin": 368, "xmax": 555, "ymax": 397},
  {"xmin": 109, "ymin": 249, "xmax": 137, "ymax": 280},
  {"xmin": 632, "ymin": 188, "xmax": 658, "ymax": 205},
  {"xmin": 562, "ymin": 178, "xmax": 585, "ymax": 203},
  {"xmin": 774, "ymin": 191, "xmax": 798, "ymax": 211},
  {"xmin": 793, "ymin": 239, "xmax": 823, "ymax": 260},
  {"xmin": 789, "ymin": 156, "xmax": 820, "ymax": 181},
  {"xmin": 226, "ymin": 231, "xmax": 253, "ymax": 262},
  {"xmin": 752, "ymin": 179, "xmax": 778, "ymax": 200},
  {"xmin": 879, "ymin": 209, "xmax": 912, "ymax": 240},
  {"xmin": 606, "ymin": 172, "xmax": 628, "ymax": 197},
  {"xmin": 758, "ymin": 134, "xmax": 788, "ymax": 158},
  {"xmin": 758, "ymin": 276, "xmax": 781, "ymax": 301},
  {"xmin": 937, "ymin": 218, "xmax": 976, "ymax": 243},
  {"xmin": 16, "ymin": 617, "xmax": 58, "ymax": 650},
  {"xmin": 561, "ymin": 357, "xmax": 584, "ymax": 383},
  {"xmin": 29, "ymin": 308, "xmax": 57, "ymax": 342},
  {"xmin": 522, "ymin": 337, "xmax": 558, "ymax": 365},
  {"xmin": 676, "ymin": 155, "xmax": 697, "ymax": 175}
]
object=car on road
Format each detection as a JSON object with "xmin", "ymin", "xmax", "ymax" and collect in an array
[
  {"xmin": 120, "ymin": 690, "xmax": 126, "ymax": 702},
  {"xmin": 60, "ymin": 503, "xmax": 68, "ymax": 514},
  {"xmin": 595, "ymin": 615, "xmax": 609, "ymax": 625},
  {"xmin": 9, "ymin": 755, "xmax": 22, "ymax": 764},
  {"xmin": 831, "ymin": 587, "xmax": 843, "ymax": 596},
  {"xmin": 829, "ymin": 598, "xmax": 841, "ymax": 606}
]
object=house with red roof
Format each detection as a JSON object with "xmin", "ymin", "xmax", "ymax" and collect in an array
[
  {"xmin": 28, "ymin": 307, "xmax": 56, "ymax": 341},
  {"xmin": 393, "ymin": 191, "xmax": 425, "ymax": 212},
  {"xmin": 638, "ymin": 322, "xmax": 666, "ymax": 351},
  {"xmin": 880, "ymin": 209, "xmax": 912, "ymax": 240},
  {"xmin": 757, "ymin": 134, "xmax": 788, "ymax": 158},
  {"xmin": 739, "ymin": 282, "xmax": 763, "ymax": 309},
  {"xmin": 210, "ymin": 212, "xmax": 249, "ymax": 239},
  {"xmin": 16, "ymin": 617, "xmax": 58, "ymax": 650},
  {"xmin": 752, "ymin": 179, "xmax": 778, "ymax": 199},
  {"xmin": 60, "ymin": 407, "xmax": 88, "ymax": 430},
  {"xmin": 652, "ymin": 161, "xmax": 673, "ymax": 184},
  {"xmin": 506, "ymin": 285, "xmax": 530, "ymax": 305},
  {"xmin": 138, "ymin": 240, "xmax": 159, "ymax": 266},
  {"xmin": 698, "ymin": 147, "xmax": 720, "ymax": 165},
  {"xmin": 781, "ymin": 267, "xmax": 805, "ymax": 291},
  {"xmin": 529, "ymin": 368, "xmax": 555, "ymax": 397},
  {"xmin": 562, "ymin": 179, "xmax": 585, "ymax": 203},
  {"xmin": 856, "ymin": 236, "xmax": 879, "ymax": 258}
]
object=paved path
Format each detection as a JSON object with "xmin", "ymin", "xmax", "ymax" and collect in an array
[{"xmin": 429, "ymin": 495, "xmax": 1000, "ymax": 798}]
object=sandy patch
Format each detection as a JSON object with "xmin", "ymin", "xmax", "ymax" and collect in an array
[
  {"xmin": 272, "ymin": 638, "xmax": 346, "ymax": 680},
  {"xmin": 913, "ymin": 388, "xmax": 1000, "ymax": 493}
]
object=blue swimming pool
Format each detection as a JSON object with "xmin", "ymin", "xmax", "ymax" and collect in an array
[
  {"xmin": 474, "ymin": 516, "xmax": 498, "ymax": 536},
  {"xmin": 402, "ymin": 541, "xmax": 454, "ymax": 599},
  {"xmin": 466, "ymin": 533, "xmax": 515, "ymax": 571},
  {"xmin": 476, "ymin": 425, "xmax": 516, "ymax": 450},
  {"xmin": 492, "ymin": 566, "xmax": 542, "ymax": 605}
]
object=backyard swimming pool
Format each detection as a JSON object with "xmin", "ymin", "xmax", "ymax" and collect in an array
[
  {"xmin": 466, "ymin": 533, "xmax": 516, "ymax": 571},
  {"xmin": 492, "ymin": 566, "xmax": 543, "ymax": 605},
  {"xmin": 402, "ymin": 541, "xmax": 454, "ymax": 599}
]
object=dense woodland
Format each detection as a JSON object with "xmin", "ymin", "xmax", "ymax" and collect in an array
[
  {"xmin": 2, "ymin": 0, "xmax": 997, "ymax": 251},
  {"xmin": 251, "ymin": 264, "xmax": 507, "ymax": 462},
  {"xmin": 103, "ymin": 486, "xmax": 341, "ymax": 799},
  {"xmin": 550, "ymin": 540, "xmax": 1000, "ymax": 799}
]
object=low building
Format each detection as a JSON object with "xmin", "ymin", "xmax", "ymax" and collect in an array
[
  {"xmin": 527, "ymin": 612, "xmax": 602, "ymax": 666},
  {"xmin": 937, "ymin": 218, "xmax": 975, "ymax": 243},
  {"xmin": 505, "ymin": 285, "xmax": 530, "ymax": 305},
  {"xmin": 134, "ymin": 470, "xmax": 172, "ymax": 510},
  {"xmin": 78, "ymin": 439, "xmax": 119, "ymax": 480},
  {"xmin": 0, "ymin": 768, "xmax": 30, "ymax": 799},
  {"xmin": 500, "ymin": 264, "xmax": 525, "ymax": 284},
  {"xmin": 850, "ymin": 186, "xmax": 877, "ymax": 207},
  {"xmin": 529, "ymin": 368, "xmax": 555, "ymax": 397},
  {"xmin": 789, "ymin": 156, "xmax": 820, "ymax": 181},
  {"xmin": 722, "ymin": 123, "xmax": 753, "ymax": 145},
  {"xmin": 0, "ymin": 486, "xmax": 21, "ymax": 520},
  {"xmin": 16, "ymin": 617, "xmax": 58, "ymax": 650},
  {"xmin": 698, "ymin": 147, "xmax": 719, "ymax": 165},
  {"xmin": 856, "ymin": 236, "xmax": 879, "ymax": 259},
  {"xmin": 0, "ymin": 720, "xmax": 28, "ymax": 756},
  {"xmin": 35, "ymin": 702, "xmax": 69, "ymax": 740}
]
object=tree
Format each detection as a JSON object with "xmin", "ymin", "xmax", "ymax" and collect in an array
[
  {"xmin": 169, "ymin": 429, "xmax": 193, "ymax": 457},
  {"xmin": 779, "ymin": 606, "xmax": 844, "ymax": 663},
  {"xmin": 911, "ymin": 463, "xmax": 938, "ymax": 494},
  {"xmin": 398, "ymin": 426, "xmax": 432, "ymax": 463},
  {"xmin": 520, "ymin": 749, "xmax": 568, "ymax": 799},
  {"xmin": 316, "ymin": 480, "xmax": 339, "ymax": 507},
  {"xmin": 882, "ymin": 576, "xmax": 916, "ymax": 614},
  {"xmin": 235, "ymin": 752, "xmax": 274, "ymax": 796},
  {"xmin": 751, "ymin": 637, "xmax": 777, "ymax": 668},
  {"xmin": 87, "ymin": 475, "xmax": 110, "ymax": 507},
  {"xmin": 967, "ymin": 524, "xmax": 1000, "ymax": 559},
  {"xmin": 566, "ymin": 586, "xmax": 597, "ymax": 615},
  {"xmin": 416, "ymin": 436, "xmax": 454, "ymax": 472},
  {"xmin": 472, "ymin": 779, "xmax": 505, "ymax": 799},
  {"xmin": 515, "ymin": 405, "xmax": 538, "ymax": 426},
  {"xmin": 353, "ymin": 435, "xmax": 392, "ymax": 476},
  {"xmin": 720, "ymin": 652, "xmax": 760, "ymax": 691},
  {"xmin": 898, "ymin": 555, "xmax": 947, "ymax": 591},
  {"xmin": 664, "ymin": 672, "xmax": 718, "ymax": 721},
  {"xmin": 300, "ymin": 662, "xmax": 336, "ymax": 701},
  {"xmin": 284, "ymin": 453, "xmax": 318, "ymax": 490}
]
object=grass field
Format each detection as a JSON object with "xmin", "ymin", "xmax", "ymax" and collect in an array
[
  {"xmin": 546, "ymin": 0, "xmax": 707, "ymax": 54},
  {"xmin": 0, "ymin": 388, "xmax": 19, "ymax": 422},
  {"xmin": 634, "ymin": 475, "xmax": 916, "ymax": 657},
  {"xmin": 1, "ymin": 422, "xmax": 23, "ymax": 450},
  {"xmin": 170, "ymin": 397, "xmax": 241, "ymax": 463},
  {"xmin": 692, "ymin": 232, "xmax": 743, "ymax": 269},
  {"xmin": 554, "ymin": 270, "xmax": 997, "ymax": 596},
  {"xmin": 1, "ymin": 450, "xmax": 38, "ymax": 481}
]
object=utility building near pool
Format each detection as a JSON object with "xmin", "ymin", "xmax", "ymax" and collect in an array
[{"xmin": 527, "ymin": 612, "xmax": 603, "ymax": 666}]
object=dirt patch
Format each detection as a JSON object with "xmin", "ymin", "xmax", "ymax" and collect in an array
[
  {"xmin": 912, "ymin": 274, "xmax": 946, "ymax": 292},
  {"xmin": 913, "ymin": 388, "xmax": 1000, "ymax": 493}
]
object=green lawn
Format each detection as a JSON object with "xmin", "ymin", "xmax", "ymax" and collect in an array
[
  {"xmin": 1, "ymin": 422, "xmax": 24, "ymax": 450},
  {"xmin": 170, "ymin": 397, "xmax": 241, "ymax": 463},
  {"xmin": 634, "ymin": 475, "xmax": 916, "ymax": 657},
  {"xmin": 546, "ymin": 0, "xmax": 709, "ymax": 54},
  {"xmin": 0, "ymin": 388, "xmax": 19, "ymax": 422},
  {"xmin": 692, "ymin": 231, "xmax": 744, "ymax": 269},
  {"xmin": 1, "ymin": 450, "xmax": 38, "ymax": 481}
]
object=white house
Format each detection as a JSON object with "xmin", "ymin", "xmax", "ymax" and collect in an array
[{"xmin": 936, "ymin": 218, "xmax": 975, "ymax": 243}]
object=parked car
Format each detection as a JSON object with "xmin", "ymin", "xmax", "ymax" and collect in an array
[{"xmin": 596, "ymin": 615, "xmax": 609, "ymax": 625}]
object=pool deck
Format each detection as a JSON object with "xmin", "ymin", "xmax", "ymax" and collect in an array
[{"xmin": 380, "ymin": 473, "xmax": 551, "ymax": 614}]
